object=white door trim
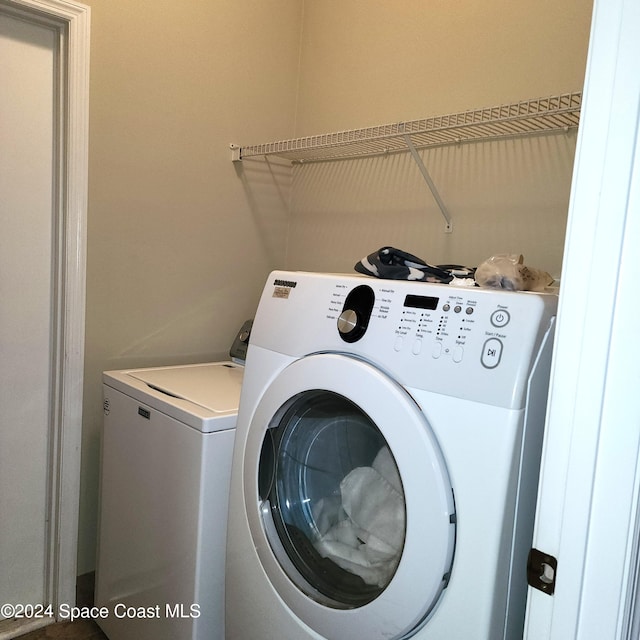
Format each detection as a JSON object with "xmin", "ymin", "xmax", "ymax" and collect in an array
[
  {"xmin": 524, "ymin": 0, "xmax": 640, "ymax": 637},
  {"xmin": 0, "ymin": 0, "xmax": 89, "ymax": 630}
]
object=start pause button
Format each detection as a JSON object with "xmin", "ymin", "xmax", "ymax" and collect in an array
[{"xmin": 482, "ymin": 338, "xmax": 503, "ymax": 369}]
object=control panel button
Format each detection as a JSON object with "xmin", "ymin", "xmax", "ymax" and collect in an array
[
  {"xmin": 394, "ymin": 337, "xmax": 404, "ymax": 352},
  {"xmin": 432, "ymin": 342, "xmax": 442, "ymax": 359},
  {"xmin": 412, "ymin": 339, "xmax": 422, "ymax": 355},
  {"xmin": 442, "ymin": 304, "xmax": 450, "ymax": 312},
  {"xmin": 481, "ymin": 338, "xmax": 503, "ymax": 369},
  {"xmin": 490, "ymin": 310, "xmax": 510, "ymax": 328},
  {"xmin": 454, "ymin": 305, "xmax": 462, "ymax": 313},
  {"xmin": 453, "ymin": 346, "xmax": 464, "ymax": 363}
]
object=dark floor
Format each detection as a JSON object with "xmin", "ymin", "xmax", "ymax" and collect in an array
[
  {"xmin": 16, "ymin": 619, "xmax": 107, "ymax": 640},
  {"xmin": 15, "ymin": 574, "xmax": 108, "ymax": 640}
]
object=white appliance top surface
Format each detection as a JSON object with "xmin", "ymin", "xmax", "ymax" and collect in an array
[
  {"xmin": 128, "ymin": 362, "xmax": 242, "ymax": 413},
  {"xmin": 103, "ymin": 361, "xmax": 243, "ymax": 432}
]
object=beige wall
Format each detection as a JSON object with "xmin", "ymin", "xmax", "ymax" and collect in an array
[
  {"xmin": 80, "ymin": 0, "xmax": 592, "ymax": 573},
  {"xmin": 80, "ymin": 0, "xmax": 303, "ymax": 573},
  {"xmin": 286, "ymin": 0, "xmax": 592, "ymax": 276},
  {"xmin": 295, "ymin": 0, "xmax": 592, "ymax": 134},
  {"xmin": 287, "ymin": 133, "xmax": 579, "ymax": 277}
]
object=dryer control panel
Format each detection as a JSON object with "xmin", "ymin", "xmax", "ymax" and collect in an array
[
  {"xmin": 252, "ymin": 271, "xmax": 557, "ymax": 409},
  {"xmin": 336, "ymin": 282, "xmax": 524, "ymax": 370}
]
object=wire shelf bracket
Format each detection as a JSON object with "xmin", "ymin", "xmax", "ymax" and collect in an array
[
  {"xmin": 230, "ymin": 92, "xmax": 581, "ymax": 233},
  {"xmin": 402, "ymin": 133, "xmax": 452, "ymax": 233}
]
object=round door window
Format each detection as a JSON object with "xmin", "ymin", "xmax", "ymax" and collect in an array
[{"xmin": 258, "ymin": 390, "xmax": 406, "ymax": 609}]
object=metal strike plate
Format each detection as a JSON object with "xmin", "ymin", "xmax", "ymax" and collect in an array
[{"xmin": 527, "ymin": 548, "xmax": 558, "ymax": 595}]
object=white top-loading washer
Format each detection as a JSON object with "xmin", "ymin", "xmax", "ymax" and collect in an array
[
  {"xmin": 225, "ymin": 270, "xmax": 557, "ymax": 640},
  {"xmin": 95, "ymin": 360, "xmax": 243, "ymax": 640}
]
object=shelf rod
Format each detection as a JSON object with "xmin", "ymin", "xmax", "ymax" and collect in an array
[{"xmin": 402, "ymin": 133, "xmax": 453, "ymax": 233}]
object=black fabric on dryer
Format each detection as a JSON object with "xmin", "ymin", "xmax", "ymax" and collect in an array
[{"xmin": 355, "ymin": 247, "xmax": 473, "ymax": 284}]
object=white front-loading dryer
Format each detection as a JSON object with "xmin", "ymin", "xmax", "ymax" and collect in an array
[{"xmin": 225, "ymin": 271, "xmax": 556, "ymax": 640}]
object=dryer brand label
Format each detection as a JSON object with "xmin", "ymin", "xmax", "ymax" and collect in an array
[
  {"xmin": 273, "ymin": 278, "xmax": 297, "ymax": 288},
  {"xmin": 272, "ymin": 278, "xmax": 297, "ymax": 299}
]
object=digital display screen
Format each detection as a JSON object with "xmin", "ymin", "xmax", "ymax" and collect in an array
[{"xmin": 404, "ymin": 294, "xmax": 439, "ymax": 310}]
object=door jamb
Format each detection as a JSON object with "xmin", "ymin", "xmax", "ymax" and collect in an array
[{"xmin": 0, "ymin": 0, "xmax": 89, "ymax": 633}]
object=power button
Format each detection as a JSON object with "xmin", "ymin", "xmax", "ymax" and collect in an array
[{"xmin": 490, "ymin": 309, "xmax": 510, "ymax": 328}]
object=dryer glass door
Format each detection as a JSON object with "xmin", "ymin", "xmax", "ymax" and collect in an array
[
  {"xmin": 244, "ymin": 353, "xmax": 456, "ymax": 640},
  {"xmin": 258, "ymin": 389, "xmax": 404, "ymax": 607}
]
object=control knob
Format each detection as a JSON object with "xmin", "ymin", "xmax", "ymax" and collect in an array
[
  {"xmin": 337, "ymin": 284, "xmax": 375, "ymax": 343},
  {"xmin": 337, "ymin": 309, "xmax": 359, "ymax": 337}
]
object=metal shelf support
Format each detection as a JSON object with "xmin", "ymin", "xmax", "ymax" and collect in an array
[{"xmin": 402, "ymin": 133, "xmax": 453, "ymax": 233}]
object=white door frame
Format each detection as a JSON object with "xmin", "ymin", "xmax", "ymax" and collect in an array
[
  {"xmin": 524, "ymin": 0, "xmax": 640, "ymax": 637},
  {"xmin": 0, "ymin": 0, "xmax": 89, "ymax": 632}
]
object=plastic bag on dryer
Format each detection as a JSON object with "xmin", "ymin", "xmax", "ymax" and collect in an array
[{"xmin": 474, "ymin": 254, "xmax": 554, "ymax": 291}]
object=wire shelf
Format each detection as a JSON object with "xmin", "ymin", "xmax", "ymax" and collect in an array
[{"xmin": 232, "ymin": 92, "xmax": 581, "ymax": 163}]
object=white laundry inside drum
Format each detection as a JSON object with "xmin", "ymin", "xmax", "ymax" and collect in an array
[
  {"xmin": 257, "ymin": 389, "xmax": 410, "ymax": 608},
  {"xmin": 312, "ymin": 446, "xmax": 405, "ymax": 588}
]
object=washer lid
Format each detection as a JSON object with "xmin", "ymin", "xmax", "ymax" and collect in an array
[{"xmin": 128, "ymin": 362, "xmax": 243, "ymax": 413}]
